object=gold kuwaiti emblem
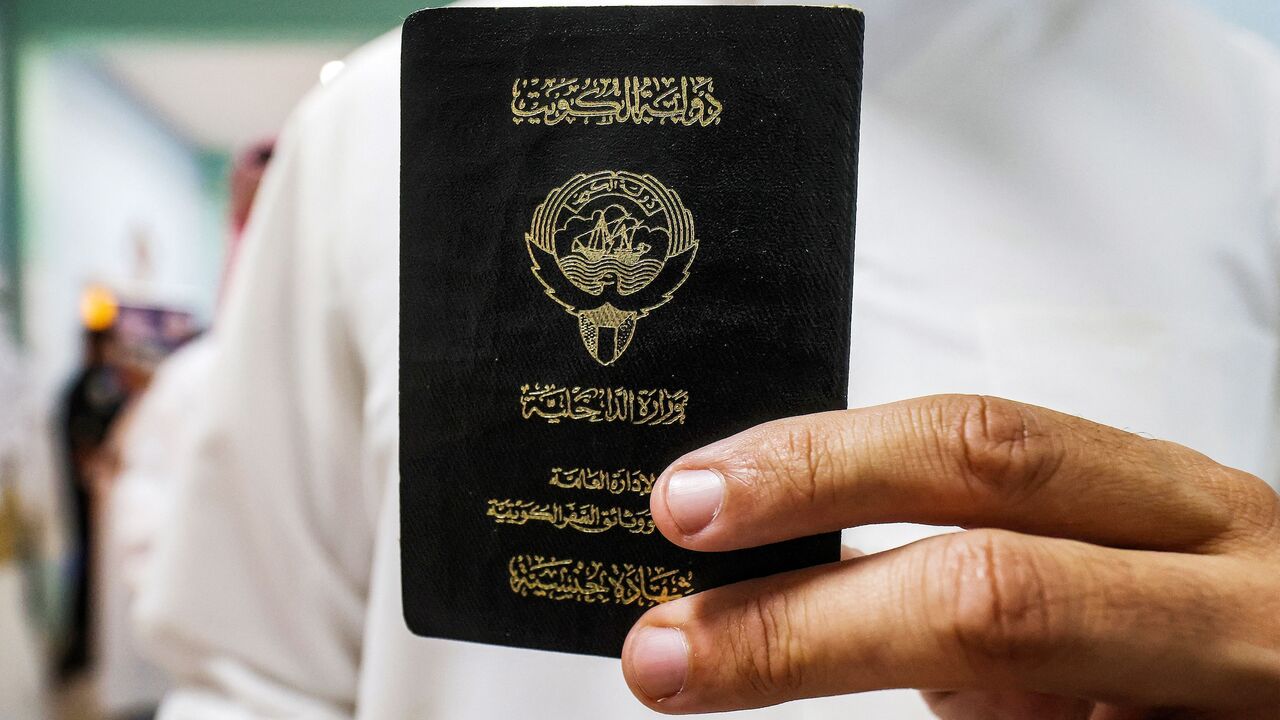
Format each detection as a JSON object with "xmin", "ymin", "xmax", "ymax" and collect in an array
[{"xmin": 526, "ymin": 170, "xmax": 697, "ymax": 365}]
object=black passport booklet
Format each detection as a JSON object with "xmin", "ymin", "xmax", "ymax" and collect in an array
[{"xmin": 400, "ymin": 5, "xmax": 863, "ymax": 657}]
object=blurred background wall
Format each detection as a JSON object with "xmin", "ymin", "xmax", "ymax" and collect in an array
[
  {"xmin": 20, "ymin": 53, "xmax": 210, "ymax": 396},
  {"xmin": 1, "ymin": 2, "xmax": 15, "ymax": 341},
  {"xmin": 0, "ymin": 0, "xmax": 449, "ymax": 398}
]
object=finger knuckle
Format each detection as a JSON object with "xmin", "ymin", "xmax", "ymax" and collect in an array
[
  {"xmin": 929, "ymin": 530, "xmax": 1063, "ymax": 670},
  {"xmin": 750, "ymin": 417, "xmax": 842, "ymax": 507},
  {"xmin": 1129, "ymin": 441, "xmax": 1266, "ymax": 550},
  {"xmin": 727, "ymin": 589, "xmax": 807, "ymax": 698},
  {"xmin": 1220, "ymin": 467, "xmax": 1280, "ymax": 542},
  {"xmin": 1159, "ymin": 447, "xmax": 1280, "ymax": 548},
  {"xmin": 939, "ymin": 395, "xmax": 1055, "ymax": 503}
]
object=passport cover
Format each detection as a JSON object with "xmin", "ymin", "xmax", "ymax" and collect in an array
[{"xmin": 400, "ymin": 4, "xmax": 863, "ymax": 657}]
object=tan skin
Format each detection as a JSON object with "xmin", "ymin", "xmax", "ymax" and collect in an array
[{"xmin": 620, "ymin": 395, "xmax": 1280, "ymax": 719}]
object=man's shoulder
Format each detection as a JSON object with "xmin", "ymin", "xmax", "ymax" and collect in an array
[
  {"xmin": 288, "ymin": 28, "xmax": 402, "ymax": 135},
  {"xmin": 333, "ymin": 28, "xmax": 403, "ymax": 95}
]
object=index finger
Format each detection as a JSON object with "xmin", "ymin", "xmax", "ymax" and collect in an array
[{"xmin": 651, "ymin": 395, "xmax": 1266, "ymax": 553}]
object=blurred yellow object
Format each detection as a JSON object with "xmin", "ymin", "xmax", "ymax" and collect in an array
[
  {"xmin": 81, "ymin": 285, "xmax": 119, "ymax": 331},
  {"xmin": 0, "ymin": 485, "xmax": 22, "ymax": 565}
]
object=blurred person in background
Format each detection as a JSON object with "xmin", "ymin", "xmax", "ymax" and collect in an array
[
  {"xmin": 93, "ymin": 139, "xmax": 275, "ymax": 720},
  {"xmin": 224, "ymin": 140, "xmax": 277, "ymax": 294},
  {"xmin": 57, "ymin": 290, "xmax": 127, "ymax": 682},
  {"xmin": 135, "ymin": 1, "xmax": 1280, "ymax": 719}
]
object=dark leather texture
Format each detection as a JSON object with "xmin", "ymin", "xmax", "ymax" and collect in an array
[{"xmin": 401, "ymin": 5, "xmax": 863, "ymax": 657}]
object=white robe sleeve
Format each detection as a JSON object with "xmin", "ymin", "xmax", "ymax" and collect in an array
[{"xmin": 134, "ymin": 67, "xmax": 387, "ymax": 719}]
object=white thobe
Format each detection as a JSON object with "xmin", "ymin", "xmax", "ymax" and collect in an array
[{"xmin": 136, "ymin": 1, "xmax": 1280, "ymax": 718}]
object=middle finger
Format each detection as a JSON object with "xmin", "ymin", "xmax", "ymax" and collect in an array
[{"xmin": 651, "ymin": 394, "xmax": 1236, "ymax": 552}]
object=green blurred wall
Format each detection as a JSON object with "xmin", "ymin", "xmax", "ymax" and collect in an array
[
  {"xmin": 1, "ymin": 3, "xmax": 16, "ymax": 337},
  {"xmin": 0, "ymin": 0, "xmax": 452, "ymax": 340},
  {"xmin": 13, "ymin": 0, "xmax": 450, "ymax": 41}
]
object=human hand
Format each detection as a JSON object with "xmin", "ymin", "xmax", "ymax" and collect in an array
[{"xmin": 621, "ymin": 395, "xmax": 1280, "ymax": 719}]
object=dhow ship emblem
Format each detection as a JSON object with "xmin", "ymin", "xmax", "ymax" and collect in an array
[{"xmin": 525, "ymin": 170, "xmax": 698, "ymax": 365}]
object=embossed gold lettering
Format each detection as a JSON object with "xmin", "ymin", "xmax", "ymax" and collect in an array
[
  {"xmin": 548, "ymin": 467, "xmax": 657, "ymax": 496},
  {"xmin": 520, "ymin": 383, "xmax": 687, "ymax": 425},
  {"xmin": 512, "ymin": 77, "xmax": 722, "ymax": 127},
  {"xmin": 487, "ymin": 498, "xmax": 655, "ymax": 535},
  {"xmin": 508, "ymin": 554, "xmax": 694, "ymax": 606}
]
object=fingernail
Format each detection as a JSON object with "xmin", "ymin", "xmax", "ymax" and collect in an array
[
  {"xmin": 629, "ymin": 627, "xmax": 689, "ymax": 701},
  {"xmin": 665, "ymin": 469, "xmax": 724, "ymax": 535}
]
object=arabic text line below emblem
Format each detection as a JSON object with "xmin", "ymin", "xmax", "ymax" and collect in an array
[{"xmin": 525, "ymin": 170, "xmax": 697, "ymax": 365}]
